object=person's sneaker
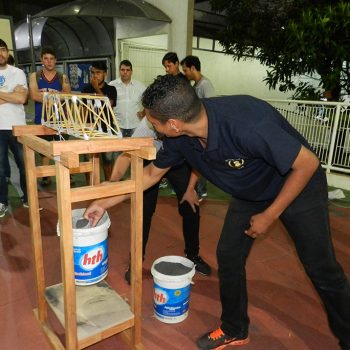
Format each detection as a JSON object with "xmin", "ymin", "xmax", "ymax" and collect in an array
[
  {"xmin": 187, "ymin": 255, "xmax": 212, "ymax": 276},
  {"xmin": 159, "ymin": 178, "xmax": 168, "ymax": 189},
  {"xmin": 124, "ymin": 264, "xmax": 131, "ymax": 285},
  {"xmin": 197, "ymin": 328, "xmax": 249, "ymax": 350},
  {"xmin": 0, "ymin": 203, "xmax": 9, "ymax": 218},
  {"xmin": 200, "ymin": 191, "xmax": 208, "ymax": 198},
  {"xmin": 21, "ymin": 198, "xmax": 43, "ymax": 211},
  {"xmin": 197, "ymin": 189, "xmax": 208, "ymax": 202}
]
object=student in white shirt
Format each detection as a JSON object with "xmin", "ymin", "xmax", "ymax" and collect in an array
[
  {"xmin": 109, "ymin": 60, "xmax": 146, "ymax": 137},
  {"xmin": 0, "ymin": 39, "xmax": 28, "ymax": 217}
]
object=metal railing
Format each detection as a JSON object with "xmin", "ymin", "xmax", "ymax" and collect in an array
[{"xmin": 265, "ymin": 99, "xmax": 350, "ymax": 174}]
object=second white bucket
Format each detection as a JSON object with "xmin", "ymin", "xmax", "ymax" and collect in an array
[{"xmin": 151, "ymin": 255, "xmax": 195, "ymax": 324}]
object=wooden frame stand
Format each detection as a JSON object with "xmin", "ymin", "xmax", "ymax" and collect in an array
[{"xmin": 13, "ymin": 125, "xmax": 155, "ymax": 350}]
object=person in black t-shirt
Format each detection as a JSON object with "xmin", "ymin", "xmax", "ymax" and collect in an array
[{"xmin": 82, "ymin": 61, "xmax": 117, "ymax": 180}]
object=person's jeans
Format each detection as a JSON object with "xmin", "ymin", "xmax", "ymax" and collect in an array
[
  {"xmin": 217, "ymin": 170, "xmax": 350, "ymax": 349},
  {"xmin": 0, "ymin": 130, "xmax": 28, "ymax": 205},
  {"xmin": 143, "ymin": 162, "xmax": 200, "ymax": 258}
]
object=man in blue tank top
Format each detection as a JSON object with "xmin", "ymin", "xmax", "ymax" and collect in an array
[{"xmin": 29, "ymin": 47, "xmax": 71, "ymax": 186}]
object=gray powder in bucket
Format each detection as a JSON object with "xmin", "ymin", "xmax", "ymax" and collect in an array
[
  {"xmin": 73, "ymin": 218, "xmax": 91, "ymax": 229},
  {"xmin": 154, "ymin": 261, "xmax": 192, "ymax": 276}
]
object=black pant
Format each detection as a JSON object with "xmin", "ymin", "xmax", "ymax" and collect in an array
[
  {"xmin": 0, "ymin": 130, "xmax": 27, "ymax": 205},
  {"xmin": 142, "ymin": 162, "xmax": 200, "ymax": 258},
  {"xmin": 217, "ymin": 169, "xmax": 350, "ymax": 349}
]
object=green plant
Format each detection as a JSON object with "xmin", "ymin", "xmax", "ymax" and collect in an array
[{"xmin": 291, "ymin": 82, "xmax": 322, "ymax": 101}]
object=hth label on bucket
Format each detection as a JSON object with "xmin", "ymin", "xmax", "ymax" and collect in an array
[
  {"xmin": 74, "ymin": 240, "xmax": 108, "ymax": 284},
  {"xmin": 153, "ymin": 283, "xmax": 191, "ymax": 319}
]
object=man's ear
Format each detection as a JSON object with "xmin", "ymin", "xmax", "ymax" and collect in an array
[{"xmin": 168, "ymin": 119, "xmax": 180, "ymax": 132}]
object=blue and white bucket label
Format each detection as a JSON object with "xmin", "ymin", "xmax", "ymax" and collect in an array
[
  {"xmin": 153, "ymin": 282, "xmax": 191, "ymax": 318},
  {"xmin": 74, "ymin": 240, "xmax": 108, "ymax": 284}
]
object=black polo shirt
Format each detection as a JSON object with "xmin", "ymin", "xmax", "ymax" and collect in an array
[
  {"xmin": 82, "ymin": 83, "xmax": 117, "ymax": 132},
  {"xmin": 154, "ymin": 95, "xmax": 315, "ymax": 201}
]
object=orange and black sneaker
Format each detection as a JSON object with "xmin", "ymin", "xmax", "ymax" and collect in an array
[{"xmin": 197, "ymin": 327, "xmax": 249, "ymax": 350}]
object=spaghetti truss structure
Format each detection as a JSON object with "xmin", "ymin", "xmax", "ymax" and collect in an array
[{"xmin": 41, "ymin": 93, "xmax": 122, "ymax": 140}]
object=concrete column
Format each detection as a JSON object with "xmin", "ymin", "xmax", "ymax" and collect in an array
[
  {"xmin": 145, "ymin": 0, "xmax": 194, "ymax": 58},
  {"xmin": 113, "ymin": 0, "xmax": 194, "ymax": 73}
]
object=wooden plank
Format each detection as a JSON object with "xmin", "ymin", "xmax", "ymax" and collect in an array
[
  {"xmin": 19, "ymin": 134, "xmax": 53, "ymax": 158},
  {"xmin": 70, "ymin": 180, "xmax": 135, "ymax": 203},
  {"xmin": 78, "ymin": 319, "xmax": 135, "ymax": 349},
  {"xmin": 70, "ymin": 161, "xmax": 93, "ymax": 175},
  {"xmin": 13, "ymin": 124, "xmax": 57, "ymax": 136},
  {"xmin": 56, "ymin": 161, "xmax": 78, "ymax": 349},
  {"xmin": 50, "ymin": 137, "xmax": 154, "ymax": 155},
  {"xmin": 91, "ymin": 153, "xmax": 100, "ymax": 185},
  {"xmin": 17, "ymin": 130, "xmax": 154, "ymax": 158},
  {"xmin": 126, "ymin": 146, "xmax": 156, "ymax": 161},
  {"xmin": 45, "ymin": 281, "xmax": 135, "ymax": 349},
  {"xmin": 35, "ymin": 165, "xmax": 56, "ymax": 178},
  {"xmin": 60, "ymin": 151, "xmax": 80, "ymax": 169},
  {"xmin": 33, "ymin": 309, "xmax": 65, "ymax": 350},
  {"xmin": 35, "ymin": 162, "xmax": 93, "ymax": 178},
  {"xmin": 119, "ymin": 329, "xmax": 146, "ymax": 350},
  {"xmin": 130, "ymin": 154, "xmax": 144, "ymax": 348},
  {"xmin": 23, "ymin": 146, "xmax": 48, "ymax": 322}
]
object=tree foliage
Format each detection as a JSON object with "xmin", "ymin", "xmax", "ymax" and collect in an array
[{"xmin": 210, "ymin": 0, "xmax": 350, "ymax": 100}]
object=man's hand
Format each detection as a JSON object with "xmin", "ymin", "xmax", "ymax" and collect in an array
[
  {"xmin": 180, "ymin": 187, "xmax": 200, "ymax": 213},
  {"xmin": 244, "ymin": 211, "xmax": 276, "ymax": 239},
  {"xmin": 84, "ymin": 202, "xmax": 106, "ymax": 227},
  {"xmin": 90, "ymin": 76, "xmax": 101, "ymax": 92}
]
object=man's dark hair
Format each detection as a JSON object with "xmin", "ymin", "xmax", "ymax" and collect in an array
[
  {"xmin": 92, "ymin": 60, "xmax": 107, "ymax": 72},
  {"xmin": 180, "ymin": 55, "xmax": 201, "ymax": 71},
  {"xmin": 41, "ymin": 46, "xmax": 56, "ymax": 58},
  {"xmin": 142, "ymin": 75, "xmax": 201, "ymax": 123},
  {"xmin": 119, "ymin": 59, "xmax": 133, "ymax": 70},
  {"xmin": 0, "ymin": 39, "xmax": 8, "ymax": 50},
  {"xmin": 162, "ymin": 52, "xmax": 179, "ymax": 65}
]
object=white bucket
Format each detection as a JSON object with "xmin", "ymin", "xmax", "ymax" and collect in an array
[
  {"xmin": 151, "ymin": 255, "xmax": 195, "ymax": 324},
  {"xmin": 57, "ymin": 208, "xmax": 111, "ymax": 286}
]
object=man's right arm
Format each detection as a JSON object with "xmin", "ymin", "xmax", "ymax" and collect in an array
[
  {"xmin": 110, "ymin": 153, "xmax": 132, "ymax": 181},
  {"xmin": 84, "ymin": 162, "xmax": 169, "ymax": 226},
  {"xmin": 29, "ymin": 72, "xmax": 43, "ymax": 102}
]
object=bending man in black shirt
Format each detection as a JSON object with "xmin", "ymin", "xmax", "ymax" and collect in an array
[{"xmin": 85, "ymin": 75, "xmax": 350, "ymax": 350}]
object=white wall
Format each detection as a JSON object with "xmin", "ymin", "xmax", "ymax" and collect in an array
[
  {"xmin": 120, "ymin": 36, "xmax": 294, "ymax": 99},
  {"xmin": 194, "ymin": 49, "xmax": 293, "ymax": 99}
]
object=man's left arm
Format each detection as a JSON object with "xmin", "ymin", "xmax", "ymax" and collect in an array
[
  {"xmin": 61, "ymin": 74, "xmax": 71, "ymax": 93},
  {"xmin": 108, "ymin": 85, "xmax": 117, "ymax": 108},
  {"xmin": 180, "ymin": 169, "xmax": 201, "ymax": 212},
  {"xmin": 245, "ymin": 145, "xmax": 320, "ymax": 238}
]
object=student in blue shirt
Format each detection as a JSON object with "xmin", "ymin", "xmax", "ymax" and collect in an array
[{"xmin": 85, "ymin": 75, "xmax": 350, "ymax": 350}]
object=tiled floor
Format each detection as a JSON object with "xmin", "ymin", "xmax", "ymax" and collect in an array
[{"xmin": 0, "ymin": 188, "xmax": 349, "ymax": 350}]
